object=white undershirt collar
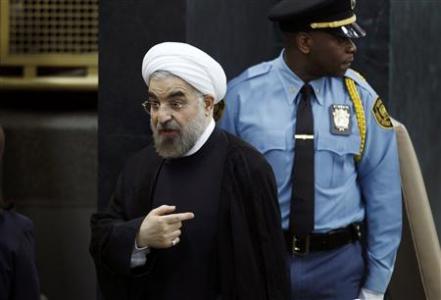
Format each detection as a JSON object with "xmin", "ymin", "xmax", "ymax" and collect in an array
[{"xmin": 183, "ymin": 118, "xmax": 215, "ymax": 157}]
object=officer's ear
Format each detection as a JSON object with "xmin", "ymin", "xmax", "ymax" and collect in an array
[{"xmin": 296, "ymin": 32, "xmax": 313, "ymax": 55}]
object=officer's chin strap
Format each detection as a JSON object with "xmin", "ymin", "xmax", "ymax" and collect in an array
[{"xmin": 345, "ymin": 77, "xmax": 366, "ymax": 163}]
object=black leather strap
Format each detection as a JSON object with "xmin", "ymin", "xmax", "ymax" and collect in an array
[{"xmin": 284, "ymin": 223, "xmax": 363, "ymax": 255}]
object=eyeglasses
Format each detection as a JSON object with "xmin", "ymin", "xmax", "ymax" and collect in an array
[{"xmin": 141, "ymin": 99, "xmax": 188, "ymax": 115}]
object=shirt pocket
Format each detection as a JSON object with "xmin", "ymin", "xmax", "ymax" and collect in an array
[
  {"xmin": 250, "ymin": 130, "xmax": 287, "ymax": 153},
  {"xmin": 245, "ymin": 130, "xmax": 288, "ymax": 187},
  {"xmin": 315, "ymin": 135, "xmax": 360, "ymax": 188}
]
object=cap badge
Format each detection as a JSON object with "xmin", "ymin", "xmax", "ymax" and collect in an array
[
  {"xmin": 330, "ymin": 104, "xmax": 351, "ymax": 135},
  {"xmin": 351, "ymin": 0, "xmax": 356, "ymax": 10}
]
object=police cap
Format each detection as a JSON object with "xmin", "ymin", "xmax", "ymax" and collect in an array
[{"xmin": 269, "ymin": 0, "xmax": 366, "ymax": 38}]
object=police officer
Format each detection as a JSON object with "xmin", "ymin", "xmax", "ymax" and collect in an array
[{"xmin": 219, "ymin": 0, "xmax": 402, "ymax": 299}]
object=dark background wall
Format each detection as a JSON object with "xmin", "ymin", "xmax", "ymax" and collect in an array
[
  {"xmin": 98, "ymin": 0, "xmax": 187, "ymax": 210},
  {"xmin": 0, "ymin": 92, "xmax": 97, "ymax": 300},
  {"xmin": 389, "ymin": 0, "xmax": 441, "ymax": 238},
  {"xmin": 186, "ymin": 0, "xmax": 279, "ymax": 79},
  {"xmin": 353, "ymin": 0, "xmax": 390, "ymax": 101}
]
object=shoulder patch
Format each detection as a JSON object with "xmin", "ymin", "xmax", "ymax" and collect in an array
[{"xmin": 372, "ymin": 98, "xmax": 393, "ymax": 129}]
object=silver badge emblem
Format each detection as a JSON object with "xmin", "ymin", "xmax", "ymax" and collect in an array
[
  {"xmin": 330, "ymin": 104, "xmax": 351, "ymax": 135},
  {"xmin": 351, "ymin": 0, "xmax": 356, "ymax": 10}
]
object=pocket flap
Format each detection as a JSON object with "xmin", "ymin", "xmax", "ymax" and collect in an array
[
  {"xmin": 250, "ymin": 130, "xmax": 286, "ymax": 153},
  {"xmin": 316, "ymin": 134, "xmax": 360, "ymax": 156}
]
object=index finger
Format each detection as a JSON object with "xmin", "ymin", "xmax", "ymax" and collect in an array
[{"xmin": 163, "ymin": 212, "xmax": 195, "ymax": 224}]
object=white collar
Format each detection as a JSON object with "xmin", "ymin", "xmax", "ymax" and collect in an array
[{"xmin": 183, "ymin": 118, "xmax": 215, "ymax": 157}]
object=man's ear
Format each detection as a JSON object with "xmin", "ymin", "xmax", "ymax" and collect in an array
[
  {"xmin": 213, "ymin": 99, "xmax": 226, "ymax": 122},
  {"xmin": 296, "ymin": 32, "xmax": 312, "ymax": 55},
  {"xmin": 204, "ymin": 95, "xmax": 215, "ymax": 115}
]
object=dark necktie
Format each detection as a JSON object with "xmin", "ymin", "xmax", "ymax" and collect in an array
[{"xmin": 289, "ymin": 84, "xmax": 315, "ymax": 238}]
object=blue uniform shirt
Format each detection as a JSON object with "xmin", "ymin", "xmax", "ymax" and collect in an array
[{"xmin": 219, "ymin": 51, "xmax": 402, "ymax": 293}]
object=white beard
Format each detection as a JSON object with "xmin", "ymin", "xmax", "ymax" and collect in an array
[{"xmin": 151, "ymin": 107, "xmax": 207, "ymax": 158}]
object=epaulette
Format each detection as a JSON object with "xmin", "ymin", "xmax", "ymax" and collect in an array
[
  {"xmin": 344, "ymin": 68, "xmax": 376, "ymax": 96},
  {"xmin": 346, "ymin": 68, "xmax": 366, "ymax": 82},
  {"xmin": 228, "ymin": 62, "xmax": 272, "ymax": 89}
]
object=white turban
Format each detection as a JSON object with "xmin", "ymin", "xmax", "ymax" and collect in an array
[{"xmin": 142, "ymin": 42, "xmax": 226, "ymax": 104}]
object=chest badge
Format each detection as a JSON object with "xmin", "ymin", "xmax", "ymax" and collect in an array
[{"xmin": 329, "ymin": 104, "xmax": 352, "ymax": 135}]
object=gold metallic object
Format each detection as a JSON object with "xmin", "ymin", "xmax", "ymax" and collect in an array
[
  {"xmin": 294, "ymin": 134, "xmax": 314, "ymax": 140},
  {"xmin": 345, "ymin": 77, "xmax": 366, "ymax": 162},
  {"xmin": 0, "ymin": 0, "xmax": 98, "ymax": 90},
  {"xmin": 310, "ymin": 15, "xmax": 357, "ymax": 29}
]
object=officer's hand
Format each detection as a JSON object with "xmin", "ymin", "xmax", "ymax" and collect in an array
[{"xmin": 136, "ymin": 205, "xmax": 194, "ymax": 248}]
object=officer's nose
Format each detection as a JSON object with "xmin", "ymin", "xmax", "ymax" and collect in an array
[{"xmin": 347, "ymin": 39, "xmax": 357, "ymax": 54}]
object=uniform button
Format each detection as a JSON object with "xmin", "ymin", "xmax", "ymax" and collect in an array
[{"xmin": 289, "ymin": 86, "xmax": 296, "ymax": 94}]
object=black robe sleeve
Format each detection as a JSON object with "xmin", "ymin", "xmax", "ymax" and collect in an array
[
  {"xmin": 218, "ymin": 135, "xmax": 290, "ymax": 300},
  {"xmin": 12, "ymin": 218, "xmax": 40, "ymax": 300},
  {"xmin": 0, "ymin": 211, "xmax": 40, "ymax": 300},
  {"xmin": 89, "ymin": 147, "xmax": 163, "ymax": 300},
  {"xmin": 90, "ymin": 135, "xmax": 290, "ymax": 300}
]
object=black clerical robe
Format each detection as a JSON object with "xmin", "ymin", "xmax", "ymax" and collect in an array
[
  {"xmin": 90, "ymin": 128, "xmax": 289, "ymax": 300},
  {"xmin": 0, "ymin": 210, "xmax": 40, "ymax": 300}
]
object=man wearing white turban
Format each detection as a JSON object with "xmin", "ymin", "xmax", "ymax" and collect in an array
[{"xmin": 90, "ymin": 42, "xmax": 289, "ymax": 300}]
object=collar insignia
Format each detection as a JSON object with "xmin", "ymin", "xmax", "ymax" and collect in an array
[{"xmin": 330, "ymin": 104, "xmax": 352, "ymax": 135}]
